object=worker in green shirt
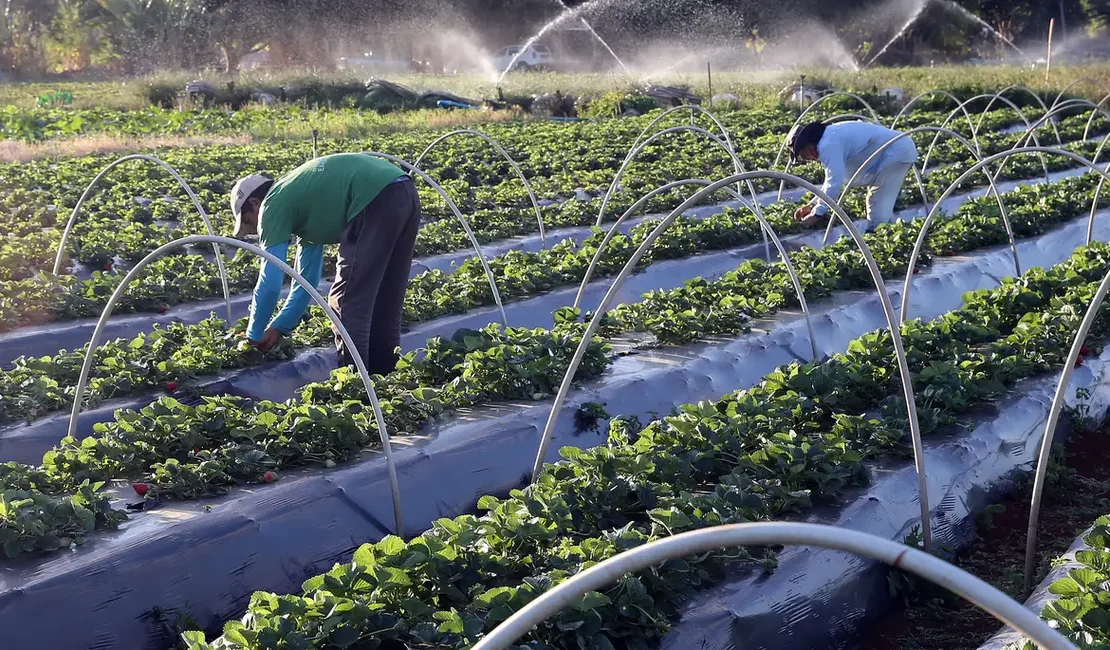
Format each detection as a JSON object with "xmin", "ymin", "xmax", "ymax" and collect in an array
[{"xmin": 230, "ymin": 153, "xmax": 421, "ymax": 374}]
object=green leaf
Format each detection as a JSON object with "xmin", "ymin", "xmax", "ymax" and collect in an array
[{"xmin": 573, "ymin": 591, "xmax": 611, "ymax": 612}]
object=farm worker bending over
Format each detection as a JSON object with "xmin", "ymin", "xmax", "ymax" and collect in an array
[
  {"xmin": 230, "ymin": 153, "xmax": 422, "ymax": 375},
  {"xmin": 786, "ymin": 120, "xmax": 918, "ymax": 228}
]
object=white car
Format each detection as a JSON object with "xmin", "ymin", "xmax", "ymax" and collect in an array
[{"xmin": 492, "ymin": 44, "xmax": 553, "ymax": 72}]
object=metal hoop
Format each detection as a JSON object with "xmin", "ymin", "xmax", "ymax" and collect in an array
[
  {"xmin": 1015, "ymin": 99, "xmax": 1110, "ymax": 148},
  {"xmin": 890, "ymin": 89, "xmax": 978, "ymax": 140},
  {"xmin": 412, "ymin": 129, "xmax": 547, "ymax": 249},
  {"xmin": 362, "ymin": 151, "xmax": 508, "ymax": 327},
  {"xmin": 471, "ymin": 523, "xmax": 1076, "ymax": 650},
  {"xmin": 901, "ymin": 146, "xmax": 1110, "ymax": 324},
  {"xmin": 1084, "ymin": 130, "xmax": 1110, "ymax": 245},
  {"xmin": 820, "ymin": 126, "xmax": 1019, "ymax": 279},
  {"xmin": 595, "ymin": 125, "xmax": 774, "ymax": 263},
  {"xmin": 777, "ymin": 113, "xmax": 882, "ymax": 202},
  {"xmin": 974, "ymin": 85, "xmax": 1060, "ymax": 145},
  {"xmin": 571, "ymin": 178, "xmax": 820, "ymax": 360},
  {"xmin": 1051, "ymin": 77, "xmax": 1110, "ymax": 111},
  {"xmin": 924, "ymin": 93, "xmax": 1048, "ymax": 182},
  {"xmin": 1023, "ymin": 267, "xmax": 1110, "ymax": 592},
  {"xmin": 1082, "ymin": 91, "xmax": 1110, "ymax": 141},
  {"xmin": 65, "ymin": 235, "xmax": 405, "ymax": 535},
  {"xmin": 596, "ymin": 125, "xmax": 752, "ymax": 228},
  {"xmin": 532, "ymin": 170, "xmax": 934, "ymax": 551},
  {"xmin": 52, "ymin": 154, "xmax": 232, "ymax": 323}
]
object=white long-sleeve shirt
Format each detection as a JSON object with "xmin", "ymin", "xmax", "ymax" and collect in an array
[{"xmin": 809, "ymin": 121, "xmax": 918, "ymax": 216}]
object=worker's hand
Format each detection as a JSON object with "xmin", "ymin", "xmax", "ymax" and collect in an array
[
  {"xmin": 794, "ymin": 204, "xmax": 814, "ymax": 221},
  {"xmin": 253, "ymin": 328, "xmax": 283, "ymax": 352}
]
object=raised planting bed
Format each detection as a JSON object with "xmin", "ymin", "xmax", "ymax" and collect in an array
[
  {"xmin": 173, "ymin": 244, "xmax": 1110, "ymax": 650},
  {"xmin": 2, "ymin": 223, "xmax": 1109, "ymax": 650},
  {"xmin": 4, "ymin": 152, "xmax": 1103, "ymax": 441},
  {"xmin": 0, "ymin": 108, "xmax": 1092, "ymax": 357},
  {"xmin": 855, "ymin": 420, "xmax": 1110, "ymax": 650},
  {"xmin": 5, "ymin": 161, "xmax": 1110, "ymax": 467}
]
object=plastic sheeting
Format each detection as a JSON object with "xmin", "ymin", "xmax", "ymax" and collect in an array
[
  {"xmin": 976, "ymin": 528, "xmax": 1093, "ymax": 650},
  {"xmin": 0, "ymin": 161, "xmax": 1080, "ymax": 367},
  {"xmin": 0, "ymin": 208, "xmax": 1103, "ymax": 649},
  {"xmin": 7, "ymin": 195, "xmax": 1110, "ymax": 468},
  {"xmin": 661, "ymin": 355, "xmax": 1110, "ymax": 650}
]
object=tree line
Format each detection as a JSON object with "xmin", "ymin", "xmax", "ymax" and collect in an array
[{"xmin": 2, "ymin": 0, "xmax": 1110, "ymax": 79}]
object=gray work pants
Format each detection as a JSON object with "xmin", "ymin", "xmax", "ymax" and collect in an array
[{"xmin": 329, "ymin": 178, "xmax": 421, "ymax": 374}]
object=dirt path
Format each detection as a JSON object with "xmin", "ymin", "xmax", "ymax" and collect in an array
[{"xmin": 860, "ymin": 423, "xmax": 1110, "ymax": 650}]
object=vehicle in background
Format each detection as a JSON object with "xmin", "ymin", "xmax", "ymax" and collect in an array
[{"xmin": 492, "ymin": 44, "xmax": 554, "ymax": 72}]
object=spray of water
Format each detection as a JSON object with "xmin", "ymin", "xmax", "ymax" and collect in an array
[
  {"xmin": 496, "ymin": 0, "xmax": 621, "ymax": 84},
  {"xmin": 551, "ymin": 0, "xmax": 630, "ymax": 77},
  {"xmin": 936, "ymin": 0, "xmax": 1033, "ymax": 63},
  {"xmin": 866, "ymin": 0, "xmax": 928, "ymax": 67}
]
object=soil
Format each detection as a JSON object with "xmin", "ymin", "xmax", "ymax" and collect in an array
[{"xmin": 858, "ymin": 423, "xmax": 1110, "ymax": 650}]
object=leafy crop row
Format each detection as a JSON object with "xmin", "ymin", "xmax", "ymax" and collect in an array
[
  {"xmin": 1008, "ymin": 516, "xmax": 1110, "ymax": 649},
  {"xmin": 3, "ymin": 159, "xmax": 1105, "ymax": 427},
  {"xmin": 0, "ymin": 104, "xmax": 1058, "ymax": 291},
  {"xmin": 0, "ymin": 115, "xmax": 1098, "ymax": 336},
  {"xmin": 178, "ymin": 242, "xmax": 1110, "ymax": 650},
  {"xmin": 2, "ymin": 164, "xmax": 1108, "ymax": 562}
]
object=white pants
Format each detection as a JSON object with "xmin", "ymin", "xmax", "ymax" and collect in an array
[{"xmin": 865, "ymin": 161, "xmax": 914, "ymax": 223}]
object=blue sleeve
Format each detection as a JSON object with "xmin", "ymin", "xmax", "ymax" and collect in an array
[
  {"xmin": 247, "ymin": 241, "xmax": 291, "ymax": 342},
  {"xmin": 270, "ymin": 242, "xmax": 324, "ymax": 335}
]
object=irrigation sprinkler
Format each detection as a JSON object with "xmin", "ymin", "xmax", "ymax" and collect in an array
[
  {"xmin": 471, "ymin": 523, "xmax": 1077, "ymax": 650},
  {"xmin": 819, "ymin": 126, "xmax": 1019, "ymax": 280},
  {"xmin": 362, "ymin": 151, "xmax": 509, "ymax": 327},
  {"xmin": 412, "ymin": 129, "xmax": 547, "ymax": 249},
  {"xmin": 64, "ymin": 235, "xmax": 405, "ymax": 536},
  {"xmin": 571, "ymin": 177, "xmax": 820, "ymax": 361},
  {"xmin": 595, "ymin": 125, "xmax": 773, "ymax": 262},
  {"xmin": 901, "ymin": 146, "xmax": 1110, "ymax": 325},
  {"xmin": 1023, "ymin": 267, "xmax": 1110, "ymax": 593},
  {"xmin": 53, "ymin": 154, "xmax": 233, "ymax": 324},
  {"xmin": 532, "ymin": 170, "xmax": 935, "ymax": 552}
]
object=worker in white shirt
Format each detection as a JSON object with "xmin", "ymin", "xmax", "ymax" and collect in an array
[{"xmin": 786, "ymin": 120, "xmax": 918, "ymax": 228}]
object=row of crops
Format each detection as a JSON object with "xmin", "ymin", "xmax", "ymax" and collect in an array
[{"xmin": 4, "ymin": 86, "xmax": 1110, "ymax": 649}]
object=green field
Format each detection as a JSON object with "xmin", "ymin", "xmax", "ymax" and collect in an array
[{"xmin": 3, "ymin": 66, "xmax": 1110, "ymax": 650}]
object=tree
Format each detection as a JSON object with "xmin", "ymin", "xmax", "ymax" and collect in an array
[{"xmin": 1082, "ymin": 0, "xmax": 1110, "ymax": 34}]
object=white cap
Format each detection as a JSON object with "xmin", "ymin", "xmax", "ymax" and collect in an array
[{"xmin": 230, "ymin": 174, "xmax": 271, "ymax": 237}]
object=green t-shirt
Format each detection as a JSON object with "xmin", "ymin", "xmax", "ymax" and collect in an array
[{"xmin": 258, "ymin": 153, "xmax": 405, "ymax": 247}]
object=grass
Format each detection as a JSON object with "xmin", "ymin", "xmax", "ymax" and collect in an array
[
  {"xmin": 0, "ymin": 134, "xmax": 253, "ymax": 163},
  {"xmin": 7, "ymin": 63, "xmax": 1110, "ymax": 113}
]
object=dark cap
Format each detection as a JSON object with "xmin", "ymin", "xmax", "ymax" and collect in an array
[{"xmin": 786, "ymin": 122, "xmax": 828, "ymax": 163}]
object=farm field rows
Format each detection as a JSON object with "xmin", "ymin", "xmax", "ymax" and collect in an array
[{"xmin": 6, "ymin": 83, "xmax": 1110, "ymax": 649}]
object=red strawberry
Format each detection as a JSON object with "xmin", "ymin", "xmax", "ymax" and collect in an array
[
  {"xmin": 1076, "ymin": 356, "xmax": 1085, "ymax": 368},
  {"xmin": 913, "ymin": 267, "xmax": 920, "ymax": 274},
  {"xmin": 158, "ymin": 305, "xmax": 169, "ymax": 314},
  {"xmin": 263, "ymin": 471, "xmax": 277, "ymax": 483},
  {"xmin": 103, "ymin": 263, "xmax": 112, "ymax": 271},
  {"xmin": 165, "ymin": 381, "xmax": 178, "ymax": 393},
  {"xmin": 132, "ymin": 482, "xmax": 149, "ymax": 497},
  {"xmin": 1081, "ymin": 345, "xmax": 1091, "ymax": 356}
]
